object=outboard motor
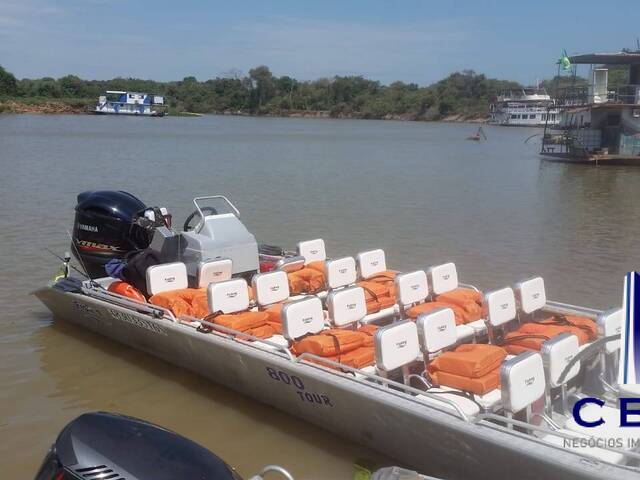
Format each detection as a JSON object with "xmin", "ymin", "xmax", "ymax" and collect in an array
[
  {"xmin": 34, "ymin": 412, "xmax": 243, "ymax": 480},
  {"xmin": 72, "ymin": 191, "xmax": 155, "ymax": 277},
  {"xmin": 34, "ymin": 411, "xmax": 295, "ymax": 480}
]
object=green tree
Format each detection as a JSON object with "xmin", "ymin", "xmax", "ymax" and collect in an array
[
  {"xmin": 0, "ymin": 65, "xmax": 18, "ymax": 96},
  {"xmin": 249, "ymin": 66, "xmax": 275, "ymax": 109}
]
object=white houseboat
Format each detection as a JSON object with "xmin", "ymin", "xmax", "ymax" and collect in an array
[
  {"xmin": 490, "ymin": 87, "xmax": 560, "ymax": 127},
  {"xmin": 93, "ymin": 91, "xmax": 167, "ymax": 117},
  {"xmin": 541, "ymin": 52, "xmax": 640, "ymax": 165}
]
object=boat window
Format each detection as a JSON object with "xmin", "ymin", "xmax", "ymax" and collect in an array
[{"xmin": 529, "ymin": 114, "xmax": 536, "ymax": 119}]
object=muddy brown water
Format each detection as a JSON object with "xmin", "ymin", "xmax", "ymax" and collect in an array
[{"xmin": 1, "ymin": 114, "xmax": 639, "ymax": 479}]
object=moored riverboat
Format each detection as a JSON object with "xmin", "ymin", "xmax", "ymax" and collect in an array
[{"xmin": 35, "ymin": 191, "xmax": 638, "ymax": 479}]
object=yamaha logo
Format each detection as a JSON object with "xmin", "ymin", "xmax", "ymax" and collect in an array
[
  {"xmin": 437, "ymin": 325, "xmax": 447, "ymax": 332},
  {"xmin": 371, "ymin": 260, "xmax": 379, "ymax": 266},
  {"xmin": 347, "ymin": 303, "xmax": 356, "ymax": 310},
  {"xmin": 339, "ymin": 268, "xmax": 347, "ymax": 274},
  {"xmin": 302, "ymin": 316, "xmax": 313, "ymax": 324},
  {"xmin": 410, "ymin": 284, "xmax": 419, "ymax": 290},
  {"xmin": 525, "ymin": 377, "xmax": 535, "ymax": 386},
  {"xmin": 226, "ymin": 292, "xmax": 238, "ymax": 298},
  {"xmin": 78, "ymin": 223, "xmax": 98, "ymax": 232},
  {"xmin": 270, "ymin": 285, "xmax": 280, "ymax": 292},
  {"xmin": 310, "ymin": 249, "xmax": 318, "ymax": 255},
  {"xmin": 532, "ymin": 292, "xmax": 540, "ymax": 299},
  {"xmin": 396, "ymin": 340, "xmax": 407, "ymax": 348},
  {"xmin": 443, "ymin": 274, "xmax": 450, "ymax": 280},
  {"xmin": 500, "ymin": 303, "xmax": 509, "ymax": 310},
  {"xmin": 164, "ymin": 276, "xmax": 175, "ymax": 283}
]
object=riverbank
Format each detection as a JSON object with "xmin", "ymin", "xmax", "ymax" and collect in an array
[{"xmin": 0, "ymin": 98, "xmax": 489, "ymax": 122}]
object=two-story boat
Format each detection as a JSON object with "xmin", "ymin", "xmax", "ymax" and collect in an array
[
  {"xmin": 490, "ymin": 87, "xmax": 560, "ymax": 127},
  {"xmin": 93, "ymin": 91, "xmax": 167, "ymax": 117},
  {"xmin": 540, "ymin": 52, "xmax": 640, "ymax": 165}
]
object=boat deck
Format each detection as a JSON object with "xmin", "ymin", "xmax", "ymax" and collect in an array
[{"xmin": 541, "ymin": 151, "xmax": 640, "ymax": 166}]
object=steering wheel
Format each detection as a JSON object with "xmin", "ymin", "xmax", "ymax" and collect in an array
[{"xmin": 183, "ymin": 206, "xmax": 218, "ymax": 232}]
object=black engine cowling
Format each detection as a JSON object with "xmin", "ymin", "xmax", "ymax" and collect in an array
[{"xmin": 72, "ymin": 191, "xmax": 152, "ymax": 277}]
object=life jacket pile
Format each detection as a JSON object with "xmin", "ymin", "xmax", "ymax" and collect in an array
[
  {"xmin": 291, "ymin": 325, "xmax": 378, "ymax": 369},
  {"xmin": 358, "ymin": 271, "xmax": 397, "ymax": 314},
  {"xmin": 406, "ymin": 288, "xmax": 483, "ymax": 325},
  {"xmin": 149, "ymin": 286, "xmax": 255, "ymax": 320},
  {"xmin": 428, "ymin": 344, "xmax": 507, "ymax": 395},
  {"xmin": 149, "ymin": 288, "xmax": 210, "ymax": 318},
  {"xmin": 287, "ymin": 261, "xmax": 326, "ymax": 294},
  {"xmin": 203, "ymin": 309, "xmax": 282, "ymax": 339},
  {"xmin": 503, "ymin": 314, "xmax": 597, "ymax": 355}
]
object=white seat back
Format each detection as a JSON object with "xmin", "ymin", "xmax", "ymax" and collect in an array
[
  {"xmin": 428, "ymin": 263, "xmax": 459, "ymax": 296},
  {"xmin": 357, "ymin": 249, "xmax": 387, "ymax": 280},
  {"xmin": 297, "ymin": 239, "xmax": 326, "ymax": 264},
  {"xmin": 327, "ymin": 286, "xmax": 367, "ymax": 327},
  {"xmin": 207, "ymin": 278, "xmax": 250, "ymax": 314},
  {"xmin": 253, "ymin": 270, "xmax": 290, "ymax": 307},
  {"xmin": 500, "ymin": 352, "xmax": 546, "ymax": 413},
  {"xmin": 541, "ymin": 333, "xmax": 581, "ymax": 388},
  {"xmin": 485, "ymin": 287, "xmax": 517, "ymax": 327},
  {"xmin": 598, "ymin": 308, "xmax": 622, "ymax": 354},
  {"xmin": 417, "ymin": 308, "xmax": 457, "ymax": 354},
  {"xmin": 282, "ymin": 296, "xmax": 325, "ymax": 341},
  {"xmin": 515, "ymin": 277, "xmax": 547, "ymax": 315},
  {"xmin": 374, "ymin": 321, "xmax": 420, "ymax": 372},
  {"xmin": 197, "ymin": 259, "xmax": 233, "ymax": 288},
  {"xmin": 325, "ymin": 257, "xmax": 357, "ymax": 290},
  {"xmin": 146, "ymin": 262, "xmax": 188, "ymax": 295},
  {"xmin": 395, "ymin": 270, "xmax": 428, "ymax": 307}
]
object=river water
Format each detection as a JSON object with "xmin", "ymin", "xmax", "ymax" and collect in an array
[{"xmin": 1, "ymin": 114, "xmax": 639, "ymax": 479}]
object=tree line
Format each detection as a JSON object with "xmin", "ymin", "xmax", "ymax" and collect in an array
[{"xmin": 0, "ymin": 64, "xmax": 616, "ymax": 120}]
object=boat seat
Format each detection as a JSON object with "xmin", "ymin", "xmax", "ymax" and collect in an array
[
  {"xmin": 427, "ymin": 262, "xmax": 484, "ymax": 325},
  {"xmin": 357, "ymin": 249, "xmax": 398, "ymax": 317},
  {"xmin": 499, "ymin": 352, "xmax": 624, "ymax": 463},
  {"xmin": 281, "ymin": 296, "xmax": 326, "ymax": 342},
  {"xmin": 326, "ymin": 286, "xmax": 377, "ymax": 369},
  {"xmin": 417, "ymin": 308, "xmax": 503, "ymax": 410},
  {"xmin": 505, "ymin": 277, "xmax": 599, "ymax": 354},
  {"xmin": 195, "ymin": 258, "xmax": 232, "ymax": 288},
  {"xmin": 396, "ymin": 270, "xmax": 473, "ymax": 341},
  {"xmin": 251, "ymin": 270, "xmax": 296, "ymax": 349},
  {"xmin": 206, "ymin": 278, "xmax": 276, "ymax": 339},
  {"xmin": 147, "ymin": 262, "xmax": 211, "ymax": 318},
  {"xmin": 283, "ymin": 239, "xmax": 328, "ymax": 295},
  {"xmin": 374, "ymin": 321, "xmax": 480, "ymax": 418}
]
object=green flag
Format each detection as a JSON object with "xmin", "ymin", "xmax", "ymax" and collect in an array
[{"xmin": 559, "ymin": 49, "xmax": 571, "ymax": 72}]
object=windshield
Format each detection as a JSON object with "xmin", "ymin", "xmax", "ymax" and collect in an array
[{"xmin": 193, "ymin": 196, "xmax": 239, "ymax": 218}]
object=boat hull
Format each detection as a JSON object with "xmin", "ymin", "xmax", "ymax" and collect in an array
[{"xmin": 34, "ymin": 286, "xmax": 634, "ymax": 480}]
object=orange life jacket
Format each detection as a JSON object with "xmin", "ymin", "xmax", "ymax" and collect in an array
[
  {"xmin": 503, "ymin": 314, "xmax": 597, "ymax": 355},
  {"xmin": 406, "ymin": 301, "xmax": 469, "ymax": 325},
  {"xmin": 149, "ymin": 288, "xmax": 209, "ymax": 318},
  {"xmin": 435, "ymin": 288, "xmax": 483, "ymax": 323},
  {"xmin": 287, "ymin": 261, "xmax": 326, "ymax": 294},
  {"xmin": 108, "ymin": 281, "xmax": 146, "ymax": 302},
  {"xmin": 428, "ymin": 344, "xmax": 507, "ymax": 395},
  {"xmin": 291, "ymin": 328, "xmax": 366, "ymax": 357},
  {"xmin": 207, "ymin": 310, "xmax": 276, "ymax": 339},
  {"xmin": 359, "ymin": 276, "xmax": 397, "ymax": 314}
]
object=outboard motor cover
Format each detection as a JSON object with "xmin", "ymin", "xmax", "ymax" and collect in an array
[
  {"xmin": 34, "ymin": 412, "xmax": 241, "ymax": 480},
  {"xmin": 72, "ymin": 191, "xmax": 149, "ymax": 277}
]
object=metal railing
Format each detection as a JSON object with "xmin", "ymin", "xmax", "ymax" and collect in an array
[{"xmin": 555, "ymin": 84, "xmax": 640, "ymax": 106}]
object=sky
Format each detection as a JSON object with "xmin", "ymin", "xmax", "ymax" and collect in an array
[{"xmin": 0, "ymin": 0, "xmax": 638, "ymax": 86}]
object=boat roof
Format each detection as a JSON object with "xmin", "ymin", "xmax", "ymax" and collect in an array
[
  {"xmin": 568, "ymin": 52, "xmax": 640, "ymax": 65},
  {"xmin": 105, "ymin": 90, "xmax": 159, "ymax": 95}
]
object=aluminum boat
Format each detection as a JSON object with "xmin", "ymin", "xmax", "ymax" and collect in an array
[{"xmin": 34, "ymin": 192, "xmax": 638, "ymax": 479}]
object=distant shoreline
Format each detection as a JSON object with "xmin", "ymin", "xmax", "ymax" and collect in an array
[{"xmin": 0, "ymin": 99, "xmax": 489, "ymax": 123}]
